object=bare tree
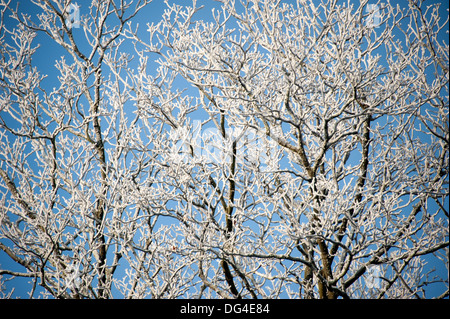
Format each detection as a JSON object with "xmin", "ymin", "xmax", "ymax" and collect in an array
[{"xmin": 0, "ymin": 0, "xmax": 448, "ymax": 299}]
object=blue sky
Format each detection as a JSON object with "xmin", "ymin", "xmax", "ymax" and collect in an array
[{"xmin": 0, "ymin": 0, "xmax": 448, "ymax": 298}]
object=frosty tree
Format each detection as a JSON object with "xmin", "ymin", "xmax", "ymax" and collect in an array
[{"xmin": 0, "ymin": 0, "xmax": 448, "ymax": 299}]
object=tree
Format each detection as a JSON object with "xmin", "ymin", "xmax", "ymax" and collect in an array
[{"xmin": 0, "ymin": 0, "xmax": 448, "ymax": 299}]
